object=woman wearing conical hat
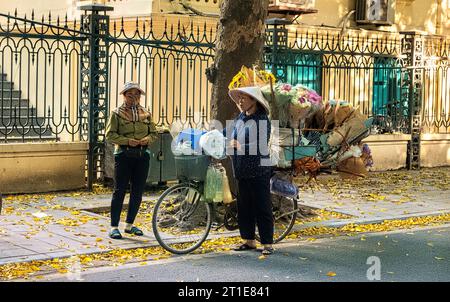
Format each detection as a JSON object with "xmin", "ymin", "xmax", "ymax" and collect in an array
[{"xmin": 227, "ymin": 85, "xmax": 274, "ymax": 255}]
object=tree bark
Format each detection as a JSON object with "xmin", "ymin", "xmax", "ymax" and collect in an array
[
  {"xmin": 207, "ymin": 0, "xmax": 269, "ymax": 125},
  {"xmin": 206, "ymin": 0, "xmax": 269, "ymax": 195}
]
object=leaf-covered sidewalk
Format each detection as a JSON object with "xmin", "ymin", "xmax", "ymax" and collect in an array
[{"xmin": 0, "ymin": 167, "xmax": 449, "ymax": 280}]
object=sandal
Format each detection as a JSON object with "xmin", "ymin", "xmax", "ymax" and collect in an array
[
  {"xmin": 233, "ymin": 243, "xmax": 257, "ymax": 251},
  {"xmin": 125, "ymin": 226, "xmax": 144, "ymax": 236},
  {"xmin": 261, "ymin": 247, "xmax": 274, "ymax": 255},
  {"xmin": 109, "ymin": 229, "xmax": 122, "ymax": 240}
]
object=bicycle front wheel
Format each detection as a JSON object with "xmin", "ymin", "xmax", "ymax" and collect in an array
[{"xmin": 152, "ymin": 183, "xmax": 213, "ymax": 254}]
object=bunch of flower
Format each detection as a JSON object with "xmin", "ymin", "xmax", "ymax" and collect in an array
[
  {"xmin": 260, "ymin": 81, "xmax": 323, "ymax": 127},
  {"xmin": 361, "ymin": 143, "xmax": 374, "ymax": 168},
  {"xmin": 287, "ymin": 84, "xmax": 323, "ymax": 127},
  {"xmin": 291, "ymin": 84, "xmax": 322, "ymax": 110}
]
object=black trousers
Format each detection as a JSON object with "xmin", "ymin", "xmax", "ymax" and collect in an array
[
  {"xmin": 110, "ymin": 151, "xmax": 150, "ymax": 227},
  {"xmin": 237, "ymin": 175, "xmax": 274, "ymax": 244}
]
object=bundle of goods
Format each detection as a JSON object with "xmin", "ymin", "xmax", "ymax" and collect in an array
[
  {"xmin": 313, "ymin": 100, "xmax": 374, "ymax": 179},
  {"xmin": 322, "ymin": 100, "xmax": 369, "ymax": 148},
  {"xmin": 227, "ymin": 65, "xmax": 374, "ymax": 181}
]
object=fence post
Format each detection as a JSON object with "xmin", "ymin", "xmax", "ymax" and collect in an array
[
  {"xmin": 401, "ymin": 31, "xmax": 424, "ymax": 170},
  {"xmin": 79, "ymin": 4, "xmax": 113, "ymax": 190},
  {"xmin": 265, "ymin": 18, "xmax": 291, "ymax": 83}
]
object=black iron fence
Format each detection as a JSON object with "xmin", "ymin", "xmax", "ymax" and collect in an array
[
  {"xmin": 107, "ymin": 17, "xmax": 215, "ymax": 129},
  {"xmin": 0, "ymin": 8, "xmax": 216, "ymax": 142},
  {"xmin": 0, "ymin": 10, "xmax": 85, "ymax": 143},
  {"xmin": 0, "ymin": 6, "xmax": 449, "ymax": 183}
]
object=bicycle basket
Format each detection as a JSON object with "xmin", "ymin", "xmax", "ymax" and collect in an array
[{"xmin": 174, "ymin": 155, "xmax": 210, "ymax": 182}]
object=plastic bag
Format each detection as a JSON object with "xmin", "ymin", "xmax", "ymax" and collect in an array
[
  {"xmin": 204, "ymin": 164, "xmax": 224, "ymax": 203},
  {"xmin": 222, "ymin": 171, "xmax": 233, "ymax": 204},
  {"xmin": 270, "ymin": 174, "xmax": 298, "ymax": 198},
  {"xmin": 199, "ymin": 129, "xmax": 226, "ymax": 159}
]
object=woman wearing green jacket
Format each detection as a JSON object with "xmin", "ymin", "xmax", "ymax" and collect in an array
[{"xmin": 105, "ymin": 82, "xmax": 158, "ymax": 239}]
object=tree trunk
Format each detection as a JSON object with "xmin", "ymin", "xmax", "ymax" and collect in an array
[
  {"xmin": 206, "ymin": 0, "xmax": 269, "ymax": 195},
  {"xmin": 207, "ymin": 0, "xmax": 269, "ymax": 125}
]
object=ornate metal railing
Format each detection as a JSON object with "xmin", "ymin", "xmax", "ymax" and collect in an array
[
  {"xmin": 106, "ymin": 17, "xmax": 215, "ymax": 129},
  {"xmin": 0, "ymin": 10, "xmax": 86, "ymax": 142},
  {"xmin": 265, "ymin": 23, "xmax": 450, "ymax": 136}
]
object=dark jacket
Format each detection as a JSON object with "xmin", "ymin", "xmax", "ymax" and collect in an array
[{"xmin": 225, "ymin": 108, "xmax": 272, "ymax": 179}]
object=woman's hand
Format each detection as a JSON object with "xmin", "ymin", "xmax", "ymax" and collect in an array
[
  {"xmin": 139, "ymin": 137, "xmax": 150, "ymax": 146},
  {"xmin": 128, "ymin": 138, "xmax": 140, "ymax": 147},
  {"xmin": 229, "ymin": 139, "xmax": 241, "ymax": 151}
]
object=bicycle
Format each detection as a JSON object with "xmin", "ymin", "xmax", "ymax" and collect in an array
[{"xmin": 152, "ymin": 156, "xmax": 299, "ymax": 254}]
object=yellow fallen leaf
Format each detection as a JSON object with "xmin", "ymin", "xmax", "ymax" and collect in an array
[
  {"xmin": 258, "ymin": 255, "xmax": 266, "ymax": 260},
  {"xmin": 96, "ymin": 238, "xmax": 103, "ymax": 242},
  {"xmin": 327, "ymin": 271, "xmax": 337, "ymax": 277}
]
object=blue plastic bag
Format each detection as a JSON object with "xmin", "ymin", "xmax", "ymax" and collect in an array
[{"xmin": 270, "ymin": 175, "xmax": 298, "ymax": 198}]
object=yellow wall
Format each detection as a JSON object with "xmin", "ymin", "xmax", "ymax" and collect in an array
[
  {"xmin": 1, "ymin": 1, "xmax": 447, "ymax": 35},
  {"xmin": 296, "ymin": 0, "xmax": 449, "ymax": 35}
]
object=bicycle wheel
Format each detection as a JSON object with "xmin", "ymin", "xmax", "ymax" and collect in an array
[
  {"xmin": 256, "ymin": 194, "xmax": 298, "ymax": 243},
  {"xmin": 152, "ymin": 183, "xmax": 213, "ymax": 254}
]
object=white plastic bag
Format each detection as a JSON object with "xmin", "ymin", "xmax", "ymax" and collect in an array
[{"xmin": 199, "ymin": 129, "xmax": 226, "ymax": 159}]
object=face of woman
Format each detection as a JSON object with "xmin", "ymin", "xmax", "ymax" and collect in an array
[
  {"xmin": 234, "ymin": 93, "xmax": 256, "ymax": 112},
  {"xmin": 123, "ymin": 88, "xmax": 141, "ymax": 106}
]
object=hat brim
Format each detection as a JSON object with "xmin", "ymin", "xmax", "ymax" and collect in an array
[
  {"xmin": 120, "ymin": 87, "xmax": 146, "ymax": 95},
  {"xmin": 228, "ymin": 88, "xmax": 270, "ymax": 114}
]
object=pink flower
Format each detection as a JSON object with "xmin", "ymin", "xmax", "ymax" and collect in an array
[
  {"xmin": 280, "ymin": 83, "xmax": 292, "ymax": 92},
  {"xmin": 308, "ymin": 91, "xmax": 322, "ymax": 104}
]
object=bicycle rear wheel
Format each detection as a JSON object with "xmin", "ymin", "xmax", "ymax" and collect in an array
[
  {"xmin": 152, "ymin": 183, "xmax": 213, "ymax": 254},
  {"xmin": 256, "ymin": 194, "xmax": 298, "ymax": 244}
]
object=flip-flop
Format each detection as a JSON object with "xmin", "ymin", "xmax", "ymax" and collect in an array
[
  {"xmin": 261, "ymin": 247, "xmax": 274, "ymax": 255},
  {"xmin": 124, "ymin": 226, "xmax": 144, "ymax": 236},
  {"xmin": 109, "ymin": 229, "xmax": 122, "ymax": 239},
  {"xmin": 233, "ymin": 243, "xmax": 257, "ymax": 251}
]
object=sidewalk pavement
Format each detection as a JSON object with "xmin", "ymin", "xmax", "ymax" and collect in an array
[{"xmin": 0, "ymin": 167, "xmax": 449, "ymax": 266}]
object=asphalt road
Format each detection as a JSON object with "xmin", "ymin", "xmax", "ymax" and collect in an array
[{"xmin": 48, "ymin": 224, "xmax": 450, "ymax": 282}]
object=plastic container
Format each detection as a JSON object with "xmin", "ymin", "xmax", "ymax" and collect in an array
[
  {"xmin": 174, "ymin": 155, "xmax": 210, "ymax": 182},
  {"xmin": 175, "ymin": 128, "xmax": 207, "ymax": 154}
]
